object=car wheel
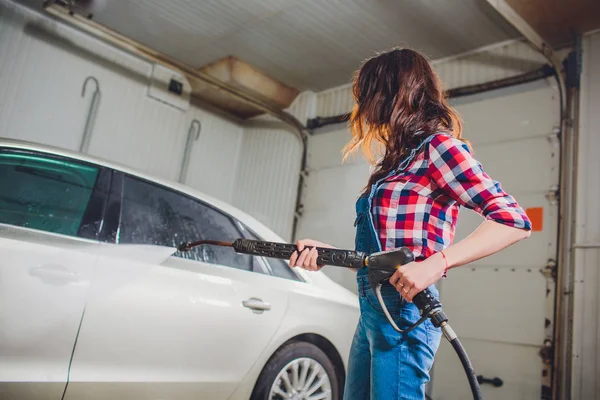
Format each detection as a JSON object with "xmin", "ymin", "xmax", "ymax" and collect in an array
[{"xmin": 251, "ymin": 341, "xmax": 339, "ymax": 400}]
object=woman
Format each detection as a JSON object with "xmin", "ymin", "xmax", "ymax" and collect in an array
[{"xmin": 289, "ymin": 48, "xmax": 532, "ymax": 400}]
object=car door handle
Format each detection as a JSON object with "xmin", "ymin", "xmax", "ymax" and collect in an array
[{"xmin": 242, "ymin": 298, "xmax": 271, "ymax": 312}]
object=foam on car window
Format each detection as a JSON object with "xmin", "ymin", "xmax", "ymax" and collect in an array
[{"xmin": 119, "ymin": 176, "xmax": 254, "ymax": 271}]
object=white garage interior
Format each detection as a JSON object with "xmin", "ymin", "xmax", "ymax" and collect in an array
[
  {"xmin": 1, "ymin": 0, "xmax": 600, "ymax": 399},
  {"xmin": 300, "ymin": 72, "xmax": 562, "ymax": 400}
]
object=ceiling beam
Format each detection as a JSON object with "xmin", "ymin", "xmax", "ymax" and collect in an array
[{"xmin": 506, "ymin": 0, "xmax": 600, "ymax": 48}]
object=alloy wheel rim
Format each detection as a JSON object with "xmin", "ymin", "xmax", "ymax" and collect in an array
[{"xmin": 268, "ymin": 357, "xmax": 332, "ymax": 400}]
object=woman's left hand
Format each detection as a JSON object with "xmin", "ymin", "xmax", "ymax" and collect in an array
[{"xmin": 389, "ymin": 253, "xmax": 446, "ymax": 302}]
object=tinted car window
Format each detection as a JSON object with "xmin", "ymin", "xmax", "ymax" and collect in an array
[
  {"xmin": 266, "ymin": 258, "xmax": 302, "ymax": 281},
  {"xmin": 118, "ymin": 175, "xmax": 256, "ymax": 272},
  {"xmin": 0, "ymin": 149, "xmax": 100, "ymax": 237},
  {"xmin": 237, "ymin": 222, "xmax": 302, "ymax": 282}
]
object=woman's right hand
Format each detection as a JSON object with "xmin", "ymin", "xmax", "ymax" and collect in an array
[{"xmin": 289, "ymin": 239, "xmax": 336, "ymax": 271}]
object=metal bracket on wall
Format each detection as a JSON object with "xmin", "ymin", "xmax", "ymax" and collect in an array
[
  {"xmin": 179, "ymin": 119, "xmax": 201, "ymax": 183},
  {"xmin": 545, "ymin": 185, "xmax": 559, "ymax": 206},
  {"xmin": 80, "ymin": 76, "xmax": 101, "ymax": 153}
]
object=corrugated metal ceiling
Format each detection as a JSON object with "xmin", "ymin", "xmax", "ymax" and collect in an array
[{"xmin": 17, "ymin": 0, "xmax": 520, "ymax": 91}]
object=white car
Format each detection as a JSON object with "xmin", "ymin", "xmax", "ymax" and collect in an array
[{"xmin": 0, "ymin": 139, "xmax": 360, "ymax": 400}]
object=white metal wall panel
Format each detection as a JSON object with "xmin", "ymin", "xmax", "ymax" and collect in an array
[
  {"xmin": 0, "ymin": 1, "xmax": 306, "ymax": 243},
  {"xmin": 0, "ymin": 1, "xmax": 151, "ymax": 151},
  {"xmin": 572, "ymin": 31, "xmax": 600, "ymax": 400},
  {"xmin": 285, "ymin": 90, "xmax": 317, "ymax": 125},
  {"xmin": 83, "ymin": 80, "xmax": 189, "ymax": 183},
  {"xmin": 233, "ymin": 126, "xmax": 302, "ymax": 241},
  {"xmin": 0, "ymin": 1, "xmax": 244, "ymax": 206},
  {"xmin": 0, "ymin": 3, "xmax": 103, "ymax": 151},
  {"xmin": 434, "ymin": 338, "xmax": 542, "ymax": 398},
  {"xmin": 296, "ymin": 124, "xmax": 372, "ymax": 292},
  {"xmin": 183, "ymin": 112, "xmax": 243, "ymax": 204},
  {"xmin": 431, "ymin": 82, "xmax": 560, "ymax": 400},
  {"xmin": 316, "ymin": 85, "xmax": 355, "ymax": 119},
  {"xmin": 572, "ymin": 250, "xmax": 600, "ymax": 399},
  {"xmin": 434, "ymin": 40, "xmax": 547, "ymax": 89},
  {"xmin": 314, "ymin": 40, "xmax": 550, "ymax": 119}
]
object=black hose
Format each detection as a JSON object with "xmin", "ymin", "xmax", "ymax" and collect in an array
[{"xmin": 449, "ymin": 336, "xmax": 483, "ymax": 400}]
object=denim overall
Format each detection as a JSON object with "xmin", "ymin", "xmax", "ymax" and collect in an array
[{"xmin": 343, "ymin": 136, "xmax": 443, "ymax": 400}]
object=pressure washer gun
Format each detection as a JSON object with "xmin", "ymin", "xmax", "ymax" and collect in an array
[{"xmin": 178, "ymin": 238, "xmax": 483, "ymax": 400}]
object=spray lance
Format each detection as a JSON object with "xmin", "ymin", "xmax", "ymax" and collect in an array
[{"xmin": 178, "ymin": 238, "xmax": 483, "ymax": 400}]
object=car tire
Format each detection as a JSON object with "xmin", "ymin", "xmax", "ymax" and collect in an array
[{"xmin": 251, "ymin": 341, "xmax": 340, "ymax": 400}]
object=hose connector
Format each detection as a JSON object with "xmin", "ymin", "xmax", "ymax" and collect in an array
[
  {"xmin": 441, "ymin": 321, "xmax": 458, "ymax": 341},
  {"xmin": 429, "ymin": 310, "xmax": 449, "ymax": 328}
]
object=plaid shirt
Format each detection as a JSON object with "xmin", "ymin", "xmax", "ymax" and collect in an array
[{"xmin": 372, "ymin": 133, "xmax": 531, "ymax": 259}]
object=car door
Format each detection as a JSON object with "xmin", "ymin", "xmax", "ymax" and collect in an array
[
  {"xmin": 0, "ymin": 147, "xmax": 108, "ymax": 400},
  {"xmin": 65, "ymin": 173, "xmax": 288, "ymax": 400}
]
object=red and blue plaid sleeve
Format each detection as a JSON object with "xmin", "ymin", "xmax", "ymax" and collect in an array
[{"xmin": 426, "ymin": 135, "xmax": 531, "ymax": 230}]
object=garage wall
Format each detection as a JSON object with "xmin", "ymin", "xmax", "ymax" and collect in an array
[
  {"xmin": 297, "ymin": 35, "xmax": 600, "ymax": 398},
  {"xmin": 233, "ymin": 124, "xmax": 302, "ymax": 241},
  {"xmin": 0, "ymin": 1, "xmax": 302, "ymax": 240},
  {"xmin": 234, "ymin": 91, "xmax": 314, "ymax": 240},
  {"xmin": 297, "ymin": 39, "xmax": 561, "ymax": 399},
  {"xmin": 298, "ymin": 39, "xmax": 551, "ymax": 286},
  {"xmin": 571, "ymin": 29, "xmax": 600, "ymax": 400},
  {"xmin": 0, "ymin": 1, "xmax": 243, "ymax": 197},
  {"xmin": 314, "ymin": 39, "xmax": 549, "ymax": 118}
]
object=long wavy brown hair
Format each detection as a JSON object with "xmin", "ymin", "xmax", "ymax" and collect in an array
[{"xmin": 342, "ymin": 48, "xmax": 468, "ymax": 192}]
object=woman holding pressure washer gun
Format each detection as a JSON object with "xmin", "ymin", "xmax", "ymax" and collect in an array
[{"xmin": 289, "ymin": 48, "xmax": 532, "ymax": 400}]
